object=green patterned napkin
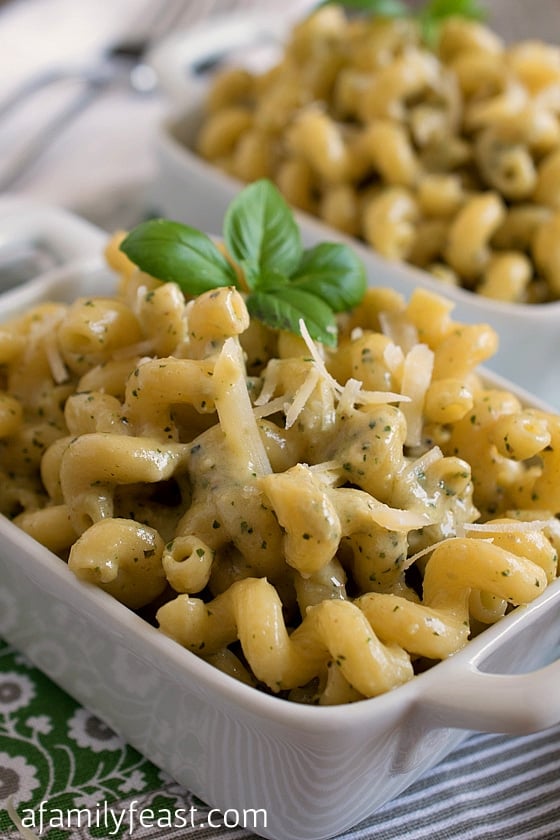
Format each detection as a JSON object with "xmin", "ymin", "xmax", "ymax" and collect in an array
[{"xmin": 0, "ymin": 638, "xmax": 253, "ymax": 839}]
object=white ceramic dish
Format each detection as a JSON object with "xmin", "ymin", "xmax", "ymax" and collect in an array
[
  {"xmin": 0, "ymin": 195, "xmax": 106, "ymax": 293},
  {"xmin": 148, "ymin": 11, "xmax": 560, "ymax": 410},
  {"xmin": 1, "ymin": 202, "xmax": 560, "ymax": 840}
]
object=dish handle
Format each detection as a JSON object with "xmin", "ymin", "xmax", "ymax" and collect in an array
[
  {"xmin": 0, "ymin": 197, "xmax": 105, "ymax": 292},
  {"xmin": 420, "ymin": 653, "xmax": 560, "ymax": 734}
]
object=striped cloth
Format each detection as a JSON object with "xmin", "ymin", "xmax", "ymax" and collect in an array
[
  {"xmin": 347, "ymin": 727, "xmax": 560, "ymax": 840},
  {"xmin": 202, "ymin": 726, "xmax": 560, "ymax": 839}
]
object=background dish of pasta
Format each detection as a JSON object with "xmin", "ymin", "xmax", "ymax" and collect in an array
[
  {"xmin": 154, "ymin": 3, "xmax": 560, "ymax": 303},
  {"xmin": 148, "ymin": 4, "xmax": 560, "ymax": 406},
  {"xmin": 0, "ymin": 196, "xmax": 560, "ymax": 840}
]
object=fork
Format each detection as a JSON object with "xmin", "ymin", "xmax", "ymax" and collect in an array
[{"xmin": 0, "ymin": 0, "xmax": 249, "ymax": 191}]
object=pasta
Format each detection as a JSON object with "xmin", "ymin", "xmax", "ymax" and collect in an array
[
  {"xmin": 193, "ymin": 5, "xmax": 560, "ymax": 303},
  {"xmin": 1, "ymin": 229, "xmax": 559, "ymax": 706}
]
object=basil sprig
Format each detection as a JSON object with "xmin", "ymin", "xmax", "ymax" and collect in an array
[
  {"xmin": 119, "ymin": 179, "xmax": 366, "ymax": 347},
  {"xmin": 320, "ymin": 0, "xmax": 486, "ymax": 42}
]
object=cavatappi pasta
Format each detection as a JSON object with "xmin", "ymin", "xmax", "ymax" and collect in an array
[
  {"xmin": 1, "ymin": 233, "xmax": 559, "ymax": 705},
  {"xmin": 194, "ymin": 5, "xmax": 560, "ymax": 304}
]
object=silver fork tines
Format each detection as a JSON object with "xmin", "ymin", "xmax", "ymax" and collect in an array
[{"xmin": 0, "ymin": 0, "xmax": 249, "ymax": 191}]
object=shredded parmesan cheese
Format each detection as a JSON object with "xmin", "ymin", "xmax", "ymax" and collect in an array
[
  {"xmin": 300, "ymin": 319, "xmax": 408, "ymax": 415},
  {"xmin": 309, "ymin": 460, "xmax": 344, "ymax": 486},
  {"xmin": 362, "ymin": 496, "xmax": 435, "ymax": 531},
  {"xmin": 336, "ymin": 378, "xmax": 364, "ymax": 417},
  {"xmin": 299, "ymin": 319, "xmax": 344, "ymax": 396},
  {"xmin": 254, "ymin": 360, "xmax": 279, "ymax": 406},
  {"xmin": 44, "ymin": 330, "xmax": 69, "ymax": 384},
  {"xmin": 134, "ymin": 283, "xmax": 151, "ymax": 317},
  {"xmin": 402, "ymin": 514, "xmax": 551, "ymax": 571},
  {"xmin": 405, "ymin": 446, "xmax": 443, "ymax": 477},
  {"xmin": 462, "ymin": 520, "xmax": 556, "ymax": 534},
  {"xmin": 253, "ymin": 396, "xmax": 290, "ymax": 418},
  {"xmin": 403, "ymin": 535, "xmax": 495, "ymax": 570},
  {"xmin": 255, "ymin": 320, "xmax": 411, "ymax": 433},
  {"xmin": 383, "ymin": 340, "xmax": 405, "ymax": 372},
  {"xmin": 285, "ymin": 368, "xmax": 321, "ymax": 429},
  {"xmin": 24, "ymin": 308, "xmax": 68, "ymax": 384},
  {"xmin": 506, "ymin": 511, "xmax": 560, "ymax": 540},
  {"xmin": 399, "ymin": 343, "xmax": 434, "ymax": 448},
  {"xmin": 338, "ymin": 378, "xmax": 409, "ymax": 414},
  {"xmin": 403, "ymin": 537, "xmax": 457, "ymax": 570},
  {"xmin": 112, "ymin": 338, "xmax": 155, "ymax": 360},
  {"xmin": 379, "ymin": 310, "xmax": 419, "ymax": 353}
]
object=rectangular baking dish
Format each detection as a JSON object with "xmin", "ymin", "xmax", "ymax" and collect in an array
[{"xmin": 1, "ymin": 201, "xmax": 560, "ymax": 840}]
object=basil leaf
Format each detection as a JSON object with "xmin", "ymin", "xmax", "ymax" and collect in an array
[
  {"xmin": 421, "ymin": 0, "xmax": 485, "ymax": 21},
  {"xmin": 418, "ymin": 0, "xmax": 485, "ymax": 45},
  {"xmin": 256, "ymin": 266, "xmax": 292, "ymax": 291},
  {"xmin": 320, "ymin": 0, "xmax": 408, "ymax": 16},
  {"xmin": 119, "ymin": 179, "xmax": 369, "ymax": 348},
  {"xmin": 238, "ymin": 259, "xmax": 261, "ymax": 292},
  {"xmin": 320, "ymin": 0, "xmax": 486, "ymax": 25},
  {"xmin": 247, "ymin": 287, "xmax": 338, "ymax": 347},
  {"xmin": 120, "ymin": 219, "xmax": 237, "ymax": 294},
  {"xmin": 291, "ymin": 243, "xmax": 367, "ymax": 312},
  {"xmin": 223, "ymin": 180, "xmax": 302, "ymax": 282}
]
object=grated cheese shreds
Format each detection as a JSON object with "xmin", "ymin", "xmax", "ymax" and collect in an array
[
  {"xmin": 405, "ymin": 445, "xmax": 443, "ymax": 477},
  {"xmin": 399, "ymin": 343, "xmax": 434, "ymax": 448},
  {"xmin": 463, "ymin": 520, "xmax": 557, "ymax": 534},
  {"xmin": 253, "ymin": 395, "xmax": 289, "ymax": 418},
  {"xmin": 337, "ymin": 377, "xmax": 409, "ymax": 414},
  {"xmin": 44, "ymin": 331, "xmax": 69, "ymax": 384},
  {"xmin": 112, "ymin": 338, "xmax": 155, "ymax": 360},
  {"xmin": 300, "ymin": 320, "xmax": 408, "ymax": 414},
  {"xmin": 403, "ymin": 517, "xmax": 560, "ymax": 571},
  {"xmin": 379, "ymin": 310, "xmax": 419, "ymax": 353},
  {"xmin": 383, "ymin": 340, "xmax": 405, "ymax": 373},
  {"xmin": 361, "ymin": 495, "xmax": 435, "ymax": 531},
  {"xmin": 309, "ymin": 460, "xmax": 345, "ymax": 488},
  {"xmin": 285, "ymin": 367, "xmax": 321, "ymax": 429},
  {"xmin": 254, "ymin": 320, "xmax": 418, "ymax": 437},
  {"xmin": 403, "ymin": 537, "xmax": 458, "ymax": 570},
  {"xmin": 254, "ymin": 323, "xmax": 351, "ymax": 429},
  {"xmin": 336, "ymin": 377, "xmax": 363, "ymax": 417},
  {"xmin": 403, "ymin": 536, "xmax": 499, "ymax": 570},
  {"xmin": 254, "ymin": 360, "xmax": 280, "ymax": 406},
  {"xmin": 356, "ymin": 390, "xmax": 410, "ymax": 404},
  {"xmin": 310, "ymin": 459, "xmax": 342, "ymax": 472},
  {"xmin": 309, "ymin": 460, "xmax": 344, "ymax": 486},
  {"xmin": 299, "ymin": 319, "xmax": 344, "ymax": 396},
  {"xmin": 506, "ymin": 510, "xmax": 560, "ymax": 541},
  {"xmin": 25, "ymin": 309, "xmax": 68, "ymax": 384}
]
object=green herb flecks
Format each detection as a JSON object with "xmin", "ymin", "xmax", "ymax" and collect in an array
[{"xmin": 119, "ymin": 179, "xmax": 366, "ymax": 347}]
